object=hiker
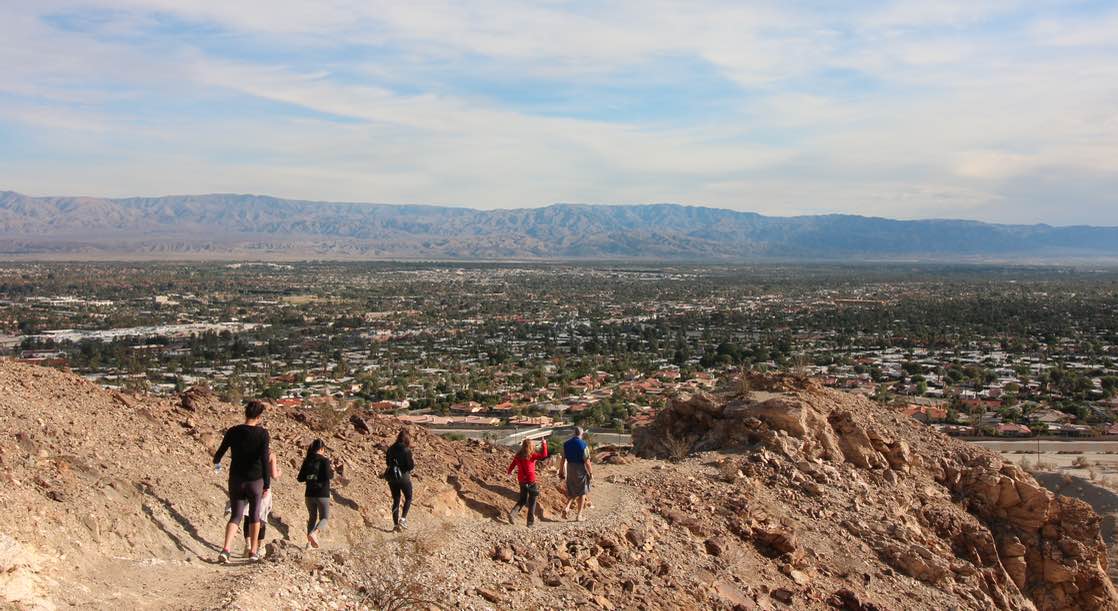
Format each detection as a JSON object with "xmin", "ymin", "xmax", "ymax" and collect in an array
[
  {"xmin": 213, "ymin": 399, "xmax": 271, "ymax": 563},
  {"xmin": 242, "ymin": 451, "xmax": 281, "ymax": 553},
  {"xmin": 385, "ymin": 429, "xmax": 415, "ymax": 532},
  {"xmin": 506, "ymin": 438, "xmax": 548, "ymax": 527},
  {"xmin": 557, "ymin": 427, "xmax": 593, "ymax": 521},
  {"xmin": 297, "ymin": 439, "xmax": 333, "ymax": 548}
]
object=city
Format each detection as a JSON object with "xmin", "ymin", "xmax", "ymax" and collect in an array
[{"xmin": 4, "ymin": 262, "xmax": 1117, "ymax": 443}]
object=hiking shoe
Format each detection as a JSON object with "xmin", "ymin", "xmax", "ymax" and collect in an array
[
  {"xmin": 400, "ymin": 517, "xmax": 408, "ymax": 531},
  {"xmin": 393, "ymin": 522, "xmax": 401, "ymax": 532},
  {"xmin": 507, "ymin": 508, "xmax": 516, "ymax": 525},
  {"xmin": 218, "ymin": 550, "xmax": 230, "ymax": 564}
]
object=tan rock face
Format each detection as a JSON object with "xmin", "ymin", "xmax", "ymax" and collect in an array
[{"xmin": 634, "ymin": 378, "xmax": 1118, "ymax": 611}]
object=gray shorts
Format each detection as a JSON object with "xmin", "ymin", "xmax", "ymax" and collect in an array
[{"xmin": 565, "ymin": 462, "xmax": 591, "ymax": 498}]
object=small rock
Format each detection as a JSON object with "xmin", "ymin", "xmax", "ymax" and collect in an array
[
  {"xmin": 476, "ymin": 587, "xmax": 503, "ymax": 604},
  {"xmin": 704, "ymin": 537, "xmax": 728, "ymax": 557},
  {"xmin": 493, "ymin": 546, "xmax": 514, "ymax": 562}
]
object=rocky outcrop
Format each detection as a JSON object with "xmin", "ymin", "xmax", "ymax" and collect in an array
[{"xmin": 634, "ymin": 382, "xmax": 1118, "ymax": 611}]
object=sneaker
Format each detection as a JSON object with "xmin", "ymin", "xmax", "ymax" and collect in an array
[
  {"xmin": 507, "ymin": 508, "xmax": 517, "ymax": 525},
  {"xmin": 250, "ymin": 552, "xmax": 261, "ymax": 562},
  {"xmin": 393, "ymin": 523, "xmax": 401, "ymax": 533},
  {"xmin": 218, "ymin": 550, "xmax": 230, "ymax": 564},
  {"xmin": 400, "ymin": 517, "xmax": 408, "ymax": 531}
]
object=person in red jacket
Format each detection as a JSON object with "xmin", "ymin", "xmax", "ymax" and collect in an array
[{"xmin": 506, "ymin": 438, "xmax": 548, "ymax": 527}]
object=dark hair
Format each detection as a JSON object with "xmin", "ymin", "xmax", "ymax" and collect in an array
[
  {"xmin": 300, "ymin": 438, "xmax": 325, "ymax": 476},
  {"xmin": 395, "ymin": 429, "xmax": 411, "ymax": 448},
  {"xmin": 244, "ymin": 399, "xmax": 266, "ymax": 420},
  {"xmin": 304, "ymin": 438, "xmax": 325, "ymax": 462}
]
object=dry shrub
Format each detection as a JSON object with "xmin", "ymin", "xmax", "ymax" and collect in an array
[
  {"xmin": 1073, "ymin": 456, "xmax": 1091, "ymax": 469},
  {"xmin": 716, "ymin": 460, "xmax": 742, "ymax": 483},
  {"xmin": 312, "ymin": 400, "xmax": 349, "ymax": 432},
  {"xmin": 662, "ymin": 431, "xmax": 693, "ymax": 462},
  {"xmin": 1089, "ymin": 466, "xmax": 1100, "ymax": 481},
  {"xmin": 357, "ymin": 539, "xmax": 449, "ymax": 610}
]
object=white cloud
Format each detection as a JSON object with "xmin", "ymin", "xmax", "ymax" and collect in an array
[{"xmin": 0, "ymin": 0, "xmax": 1116, "ymax": 223}]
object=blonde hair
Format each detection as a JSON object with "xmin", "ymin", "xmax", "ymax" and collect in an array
[{"xmin": 517, "ymin": 438, "xmax": 534, "ymax": 460}]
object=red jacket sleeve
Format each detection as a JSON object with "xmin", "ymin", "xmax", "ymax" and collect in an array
[
  {"xmin": 531, "ymin": 440, "xmax": 549, "ymax": 461},
  {"xmin": 507, "ymin": 459, "xmax": 516, "ymax": 475}
]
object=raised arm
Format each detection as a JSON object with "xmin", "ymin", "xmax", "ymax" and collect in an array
[{"xmin": 531, "ymin": 439, "xmax": 549, "ymax": 461}]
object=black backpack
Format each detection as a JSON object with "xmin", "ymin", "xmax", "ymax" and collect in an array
[{"xmin": 383, "ymin": 448, "xmax": 403, "ymax": 483}]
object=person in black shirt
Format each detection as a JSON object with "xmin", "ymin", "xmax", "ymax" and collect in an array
[
  {"xmin": 213, "ymin": 399, "xmax": 270, "ymax": 563},
  {"xmin": 241, "ymin": 451, "xmax": 280, "ymax": 552},
  {"xmin": 296, "ymin": 438, "xmax": 333, "ymax": 548},
  {"xmin": 385, "ymin": 429, "xmax": 415, "ymax": 532}
]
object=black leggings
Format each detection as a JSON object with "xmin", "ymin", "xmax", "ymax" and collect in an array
[
  {"xmin": 227, "ymin": 477, "xmax": 264, "ymax": 525},
  {"xmin": 306, "ymin": 497, "xmax": 330, "ymax": 535},
  {"xmin": 513, "ymin": 483, "xmax": 539, "ymax": 525},
  {"xmin": 389, "ymin": 478, "xmax": 413, "ymax": 525}
]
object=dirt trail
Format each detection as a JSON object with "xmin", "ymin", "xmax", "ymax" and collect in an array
[{"xmin": 228, "ymin": 460, "xmax": 647, "ymax": 610}]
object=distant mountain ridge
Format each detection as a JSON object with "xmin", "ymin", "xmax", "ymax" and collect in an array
[{"xmin": 2, "ymin": 190, "xmax": 1116, "ymax": 261}]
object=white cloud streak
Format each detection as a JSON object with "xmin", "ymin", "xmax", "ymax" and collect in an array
[{"xmin": 0, "ymin": 0, "xmax": 1116, "ymax": 224}]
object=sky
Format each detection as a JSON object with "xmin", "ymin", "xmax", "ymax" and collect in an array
[{"xmin": 1, "ymin": 1, "xmax": 1117, "ymax": 225}]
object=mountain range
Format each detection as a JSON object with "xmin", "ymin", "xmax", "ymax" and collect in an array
[{"xmin": 2, "ymin": 190, "xmax": 1116, "ymax": 261}]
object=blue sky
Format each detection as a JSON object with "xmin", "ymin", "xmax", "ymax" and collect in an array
[{"xmin": 1, "ymin": 1, "xmax": 1117, "ymax": 224}]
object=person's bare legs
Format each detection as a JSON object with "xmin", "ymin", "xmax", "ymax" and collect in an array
[
  {"xmin": 248, "ymin": 522, "xmax": 261, "ymax": 556},
  {"xmin": 575, "ymin": 496, "xmax": 586, "ymax": 521},
  {"xmin": 222, "ymin": 521, "xmax": 239, "ymax": 555}
]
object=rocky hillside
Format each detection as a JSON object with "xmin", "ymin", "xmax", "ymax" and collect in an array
[
  {"xmin": 635, "ymin": 376, "xmax": 1118, "ymax": 610},
  {"xmin": 3, "ymin": 190, "xmax": 1118, "ymax": 260},
  {"xmin": 2, "ymin": 361, "xmax": 1116, "ymax": 610}
]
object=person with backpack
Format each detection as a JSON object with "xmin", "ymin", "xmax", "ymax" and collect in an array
[
  {"xmin": 557, "ymin": 427, "xmax": 592, "ymax": 522},
  {"xmin": 297, "ymin": 439, "xmax": 333, "ymax": 548},
  {"xmin": 213, "ymin": 399, "xmax": 271, "ymax": 563},
  {"xmin": 506, "ymin": 437, "xmax": 548, "ymax": 527},
  {"xmin": 385, "ymin": 429, "xmax": 415, "ymax": 532}
]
